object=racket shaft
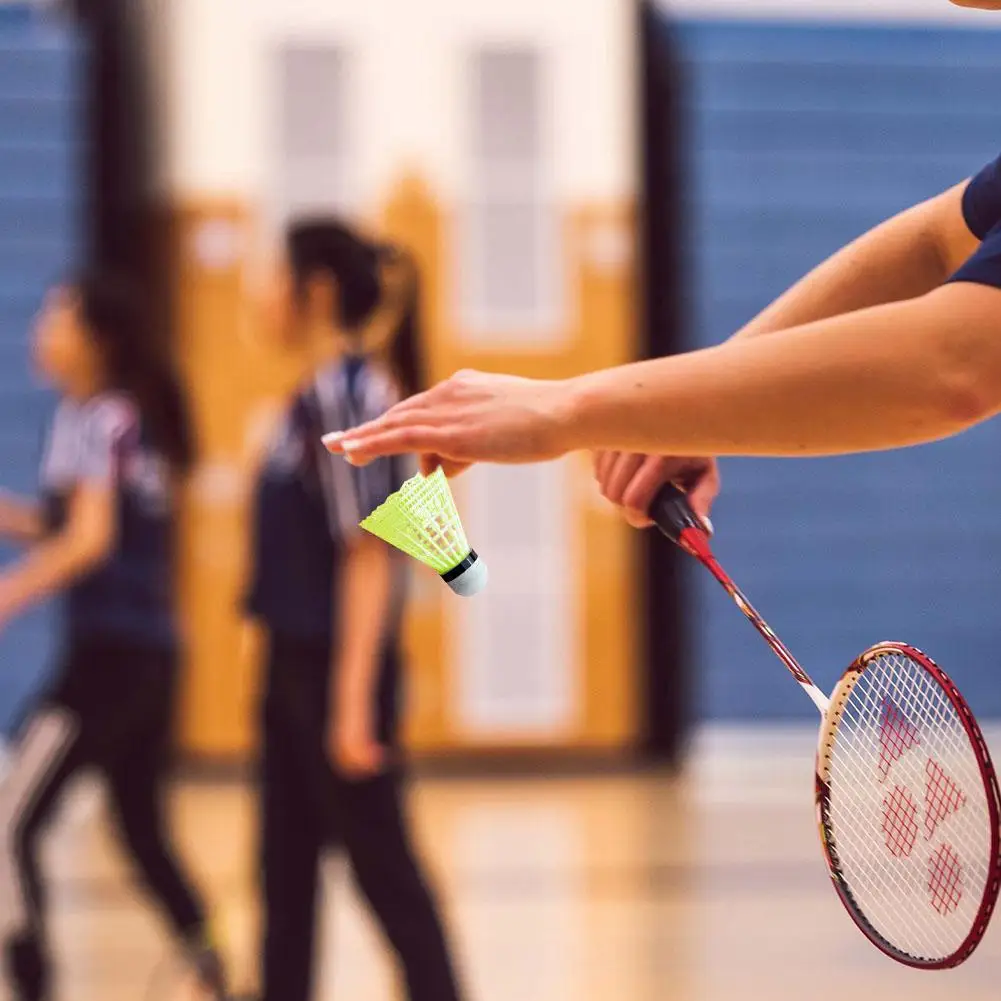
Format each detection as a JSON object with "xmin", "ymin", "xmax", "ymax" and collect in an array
[
  {"xmin": 697, "ymin": 550, "xmax": 830, "ymax": 715},
  {"xmin": 649, "ymin": 483, "xmax": 829, "ymax": 712}
]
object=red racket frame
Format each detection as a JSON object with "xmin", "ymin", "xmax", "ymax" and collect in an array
[
  {"xmin": 650, "ymin": 484, "xmax": 1001, "ymax": 968},
  {"xmin": 816, "ymin": 642, "xmax": 1001, "ymax": 969}
]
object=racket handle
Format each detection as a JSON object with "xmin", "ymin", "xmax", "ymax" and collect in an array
[{"xmin": 649, "ymin": 483, "xmax": 706, "ymax": 545}]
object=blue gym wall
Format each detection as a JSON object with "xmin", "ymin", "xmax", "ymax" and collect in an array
[
  {"xmin": 0, "ymin": 4, "xmax": 81, "ymax": 735},
  {"xmin": 669, "ymin": 18, "xmax": 1001, "ymax": 721}
]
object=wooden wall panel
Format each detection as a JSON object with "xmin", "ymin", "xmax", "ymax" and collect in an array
[{"xmin": 170, "ymin": 201, "xmax": 303, "ymax": 759}]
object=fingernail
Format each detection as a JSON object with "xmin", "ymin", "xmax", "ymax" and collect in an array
[
  {"xmin": 322, "ymin": 431, "xmax": 344, "ymax": 450},
  {"xmin": 701, "ymin": 515, "xmax": 714, "ymax": 535}
]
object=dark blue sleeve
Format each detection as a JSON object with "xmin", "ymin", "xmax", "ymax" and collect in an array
[
  {"xmin": 960, "ymin": 153, "xmax": 1001, "ymax": 240},
  {"xmin": 948, "ymin": 220, "xmax": 1001, "ymax": 291},
  {"xmin": 947, "ymin": 154, "xmax": 1001, "ymax": 290}
]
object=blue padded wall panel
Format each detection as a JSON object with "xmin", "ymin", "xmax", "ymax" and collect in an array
[
  {"xmin": 0, "ymin": 142, "xmax": 76, "ymax": 195},
  {"xmin": 0, "ymin": 97, "xmax": 77, "ymax": 144},
  {"xmin": 0, "ymin": 4, "xmax": 33, "ymax": 29},
  {"xmin": 0, "ymin": 17, "xmax": 81, "ymax": 736},
  {"xmin": 0, "ymin": 40, "xmax": 79, "ymax": 98},
  {"xmin": 672, "ymin": 19, "xmax": 1001, "ymax": 720}
]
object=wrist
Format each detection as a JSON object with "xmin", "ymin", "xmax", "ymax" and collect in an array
[
  {"xmin": 335, "ymin": 666, "xmax": 373, "ymax": 708},
  {"xmin": 553, "ymin": 375, "xmax": 599, "ymax": 453}
]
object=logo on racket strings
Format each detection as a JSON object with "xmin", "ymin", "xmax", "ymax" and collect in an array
[{"xmin": 877, "ymin": 697, "xmax": 969, "ymax": 915}]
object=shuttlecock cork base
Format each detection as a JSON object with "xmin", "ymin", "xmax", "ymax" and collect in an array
[
  {"xmin": 440, "ymin": 550, "xmax": 488, "ymax": 597},
  {"xmin": 359, "ymin": 468, "xmax": 488, "ymax": 598}
]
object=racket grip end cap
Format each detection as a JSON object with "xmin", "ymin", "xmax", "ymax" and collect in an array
[{"xmin": 649, "ymin": 484, "xmax": 707, "ymax": 544}]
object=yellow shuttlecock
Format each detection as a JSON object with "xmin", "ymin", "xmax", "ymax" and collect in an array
[{"xmin": 360, "ymin": 468, "xmax": 488, "ymax": 597}]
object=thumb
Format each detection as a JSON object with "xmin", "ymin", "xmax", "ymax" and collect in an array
[
  {"xmin": 686, "ymin": 482, "xmax": 718, "ymax": 535},
  {"xmin": 419, "ymin": 453, "xmax": 443, "ymax": 476},
  {"xmin": 420, "ymin": 455, "xmax": 473, "ymax": 478}
]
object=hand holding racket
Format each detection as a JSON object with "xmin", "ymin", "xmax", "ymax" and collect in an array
[{"xmin": 650, "ymin": 484, "xmax": 1001, "ymax": 968}]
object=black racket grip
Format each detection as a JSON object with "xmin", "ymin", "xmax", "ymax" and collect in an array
[{"xmin": 649, "ymin": 483, "xmax": 706, "ymax": 545}]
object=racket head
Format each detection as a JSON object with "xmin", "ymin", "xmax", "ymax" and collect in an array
[{"xmin": 815, "ymin": 642, "xmax": 1001, "ymax": 968}]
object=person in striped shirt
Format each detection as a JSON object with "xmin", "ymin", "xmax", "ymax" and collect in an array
[
  {"xmin": 0, "ymin": 274, "xmax": 227, "ymax": 1000},
  {"xmin": 244, "ymin": 221, "xmax": 465, "ymax": 1001}
]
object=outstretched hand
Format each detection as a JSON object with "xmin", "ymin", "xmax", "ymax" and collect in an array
[{"xmin": 322, "ymin": 369, "xmax": 577, "ymax": 476}]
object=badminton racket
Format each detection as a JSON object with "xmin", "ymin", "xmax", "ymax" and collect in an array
[{"xmin": 650, "ymin": 484, "xmax": 1001, "ymax": 969}]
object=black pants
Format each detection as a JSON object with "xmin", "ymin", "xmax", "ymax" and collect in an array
[
  {"xmin": 0, "ymin": 637, "xmax": 207, "ymax": 1001},
  {"xmin": 260, "ymin": 633, "xmax": 463, "ymax": 1001}
]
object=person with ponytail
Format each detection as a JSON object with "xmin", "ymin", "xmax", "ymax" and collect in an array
[
  {"xmin": 0, "ymin": 273, "xmax": 229, "ymax": 1001},
  {"xmin": 244, "ymin": 219, "xmax": 465, "ymax": 1001}
]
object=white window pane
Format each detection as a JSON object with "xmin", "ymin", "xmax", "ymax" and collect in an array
[
  {"xmin": 279, "ymin": 158, "xmax": 352, "ymax": 219},
  {"xmin": 473, "ymin": 49, "xmax": 541, "ymax": 162},
  {"xmin": 275, "ymin": 45, "xmax": 354, "ymax": 224},
  {"xmin": 453, "ymin": 462, "xmax": 575, "ymax": 735},
  {"xmin": 461, "ymin": 46, "xmax": 563, "ymax": 339},
  {"xmin": 474, "ymin": 201, "xmax": 543, "ymax": 319},
  {"xmin": 280, "ymin": 47, "xmax": 347, "ymax": 158}
]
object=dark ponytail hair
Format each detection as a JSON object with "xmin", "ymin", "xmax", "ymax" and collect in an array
[
  {"xmin": 75, "ymin": 271, "xmax": 196, "ymax": 474},
  {"xmin": 286, "ymin": 219, "xmax": 426, "ymax": 396},
  {"xmin": 378, "ymin": 244, "xmax": 425, "ymax": 397}
]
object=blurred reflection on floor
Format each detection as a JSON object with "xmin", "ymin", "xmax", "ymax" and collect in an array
[{"xmin": 21, "ymin": 725, "xmax": 1001, "ymax": 1000}]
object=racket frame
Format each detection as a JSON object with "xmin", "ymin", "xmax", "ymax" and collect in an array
[{"xmin": 816, "ymin": 641, "xmax": 1001, "ymax": 969}]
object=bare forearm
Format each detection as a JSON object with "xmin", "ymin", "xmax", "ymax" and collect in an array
[
  {"xmin": 567, "ymin": 284, "xmax": 1000, "ymax": 457},
  {"xmin": 0, "ymin": 494, "xmax": 43, "ymax": 543},
  {"xmin": 1, "ymin": 537, "xmax": 103, "ymax": 616},
  {"xmin": 733, "ymin": 183, "xmax": 974, "ymax": 340},
  {"xmin": 334, "ymin": 537, "xmax": 392, "ymax": 709}
]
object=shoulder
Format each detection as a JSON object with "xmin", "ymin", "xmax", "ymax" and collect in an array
[
  {"xmin": 358, "ymin": 363, "xmax": 401, "ymax": 419},
  {"xmin": 82, "ymin": 393, "xmax": 140, "ymax": 443},
  {"xmin": 47, "ymin": 394, "xmax": 138, "ymax": 445},
  {"xmin": 312, "ymin": 356, "xmax": 400, "ymax": 417}
]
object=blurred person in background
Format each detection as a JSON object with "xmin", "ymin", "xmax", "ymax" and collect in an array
[
  {"xmin": 0, "ymin": 274, "xmax": 228, "ymax": 1001},
  {"xmin": 243, "ymin": 219, "xmax": 465, "ymax": 1001},
  {"xmin": 324, "ymin": 0, "xmax": 1001, "ymax": 527}
]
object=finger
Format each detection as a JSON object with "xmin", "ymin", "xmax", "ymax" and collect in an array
[
  {"xmin": 594, "ymin": 450, "xmax": 618, "ymax": 487},
  {"xmin": 419, "ymin": 453, "xmax": 470, "ymax": 477},
  {"xmin": 686, "ymin": 464, "xmax": 721, "ymax": 532},
  {"xmin": 623, "ymin": 508, "xmax": 654, "ymax": 530},
  {"xmin": 342, "ymin": 424, "xmax": 456, "ymax": 466},
  {"xmin": 337, "ymin": 751, "xmax": 365, "ymax": 778},
  {"xmin": 622, "ymin": 456, "xmax": 672, "ymax": 526},
  {"xmin": 323, "ymin": 401, "xmax": 443, "ymax": 453},
  {"xmin": 419, "ymin": 453, "xmax": 441, "ymax": 476},
  {"xmin": 592, "ymin": 450, "xmax": 606, "ymax": 476},
  {"xmin": 383, "ymin": 386, "xmax": 437, "ymax": 414},
  {"xmin": 603, "ymin": 452, "xmax": 645, "ymax": 506},
  {"xmin": 343, "ymin": 426, "xmax": 459, "ymax": 466},
  {"xmin": 322, "ymin": 431, "xmax": 346, "ymax": 454},
  {"xmin": 344, "ymin": 745, "xmax": 384, "ymax": 778},
  {"xmin": 329, "ymin": 409, "xmax": 416, "ymax": 448}
]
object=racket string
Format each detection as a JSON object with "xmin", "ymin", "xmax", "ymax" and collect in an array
[{"xmin": 825, "ymin": 652, "xmax": 992, "ymax": 962}]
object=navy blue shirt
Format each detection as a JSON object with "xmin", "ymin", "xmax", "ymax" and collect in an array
[
  {"xmin": 949, "ymin": 152, "xmax": 1001, "ymax": 289},
  {"xmin": 41, "ymin": 393, "xmax": 176, "ymax": 648},
  {"xmin": 246, "ymin": 358, "xmax": 408, "ymax": 645}
]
